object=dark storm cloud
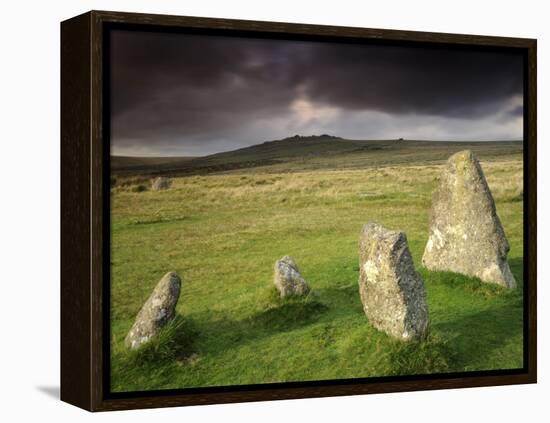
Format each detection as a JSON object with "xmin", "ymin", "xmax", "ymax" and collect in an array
[
  {"xmin": 507, "ymin": 105, "xmax": 524, "ymax": 118},
  {"xmin": 301, "ymin": 44, "xmax": 522, "ymax": 118},
  {"xmin": 110, "ymin": 30, "xmax": 523, "ymax": 156}
]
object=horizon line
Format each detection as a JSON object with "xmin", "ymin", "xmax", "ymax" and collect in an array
[{"xmin": 111, "ymin": 137, "xmax": 524, "ymax": 159}]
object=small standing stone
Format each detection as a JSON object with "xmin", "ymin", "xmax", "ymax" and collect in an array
[
  {"xmin": 125, "ymin": 272, "xmax": 182, "ymax": 350},
  {"xmin": 274, "ymin": 256, "xmax": 310, "ymax": 297},
  {"xmin": 151, "ymin": 176, "xmax": 172, "ymax": 191},
  {"xmin": 422, "ymin": 150, "xmax": 516, "ymax": 288},
  {"xmin": 359, "ymin": 223, "xmax": 429, "ymax": 341}
]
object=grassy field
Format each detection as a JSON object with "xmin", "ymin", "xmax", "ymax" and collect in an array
[{"xmin": 110, "ymin": 141, "xmax": 524, "ymax": 392}]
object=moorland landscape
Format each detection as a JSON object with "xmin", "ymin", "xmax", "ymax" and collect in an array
[{"xmin": 110, "ymin": 136, "xmax": 524, "ymax": 392}]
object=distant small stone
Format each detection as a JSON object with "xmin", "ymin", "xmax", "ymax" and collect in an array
[
  {"xmin": 125, "ymin": 272, "xmax": 182, "ymax": 350},
  {"xmin": 422, "ymin": 150, "xmax": 516, "ymax": 288},
  {"xmin": 176, "ymin": 353, "xmax": 201, "ymax": 367},
  {"xmin": 274, "ymin": 256, "xmax": 310, "ymax": 297},
  {"xmin": 359, "ymin": 223, "xmax": 429, "ymax": 341},
  {"xmin": 151, "ymin": 176, "xmax": 172, "ymax": 191}
]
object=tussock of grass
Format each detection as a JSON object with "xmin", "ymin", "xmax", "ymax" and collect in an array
[
  {"xmin": 125, "ymin": 316, "xmax": 198, "ymax": 366},
  {"xmin": 131, "ymin": 184, "xmax": 147, "ymax": 193},
  {"xmin": 386, "ymin": 334, "xmax": 454, "ymax": 376},
  {"xmin": 254, "ymin": 179, "xmax": 270, "ymax": 185}
]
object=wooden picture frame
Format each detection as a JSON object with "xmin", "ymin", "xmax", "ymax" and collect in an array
[{"xmin": 61, "ymin": 10, "xmax": 537, "ymax": 411}]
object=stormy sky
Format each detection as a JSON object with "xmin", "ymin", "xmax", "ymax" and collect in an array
[{"xmin": 110, "ymin": 30, "xmax": 524, "ymax": 157}]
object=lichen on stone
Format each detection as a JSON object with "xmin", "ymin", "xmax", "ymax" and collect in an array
[
  {"xmin": 125, "ymin": 271, "xmax": 182, "ymax": 350},
  {"xmin": 273, "ymin": 256, "xmax": 310, "ymax": 298},
  {"xmin": 358, "ymin": 222, "xmax": 429, "ymax": 341},
  {"xmin": 422, "ymin": 150, "xmax": 516, "ymax": 288}
]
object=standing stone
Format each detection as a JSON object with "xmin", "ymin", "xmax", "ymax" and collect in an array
[
  {"xmin": 274, "ymin": 256, "xmax": 310, "ymax": 297},
  {"xmin": 359, "ymin": 223, "xmax": 429, "ymax": 341},
  {"xmin": 151, "ymin": 176, "xmax": 172, "ymax": 191},
  {"xmin": 422, "ymin": 150, "xmax": 516, "ymax": 288},
  {"xmin": 125, "ymin": 272, "xmax": 182, "ymax": 350}
]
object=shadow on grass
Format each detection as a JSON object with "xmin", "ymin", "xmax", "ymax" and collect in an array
[
  {"xmin": 316, "ymin": 283, "xmax": 364, "ymax": 315},
  {"xmin": 116, "ymin": 258, "xmax": 524, "ymax": 376},
  {"xmin": 384, "ymin": 298, "xmax": 523, "ymax": 376},
  {"xmin": 246, "ymin": 287, "xmax": 329, "ymax": 329},
  {"xmin": 192, "ymin": 289, "xmax": 330, "ymax": 354},
  {"xmin": 432, "ymin": 301, "xmax": 523, "ymax": 371},
  {"xmin": 508, "ymin": 256, "xmax": 524, "ymax": 288},
  {"xmin": 422, "ymin": 266, "xmax": 522, "ymax": 300},
  {"xmin": 122, "ymin": 288, "xmax": 330, "ymax": 365},
  {"xmin": 384, "ymin": 259, "xmax": 524, "ymax": 376},
  {"xmin": 249, "ymin": 297, "xmax": 329, "ymax": 332}
]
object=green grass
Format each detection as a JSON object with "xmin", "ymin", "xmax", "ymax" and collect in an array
[{"xmin": 110, "ymin": 153, "xmax": 523, "ymax": 392}]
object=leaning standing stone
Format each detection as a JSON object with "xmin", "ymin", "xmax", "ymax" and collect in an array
[
  {"xmin": 274, "ymin": 256, "xmax": 310, "ymax": 297},
  {"xmin": 422, "ymin": 150, "xmax": 516, "ymax": 288},
  {"xmin": 125, "ymin": 272, "xmax": 182, "ymax": 350},
  {"xmin": 359, "ymin": 223, "xmax": 429, "ymax": 341},
  {"xmin": 151, "ymin": 176, "xmax": 172, "ymax": 191}
]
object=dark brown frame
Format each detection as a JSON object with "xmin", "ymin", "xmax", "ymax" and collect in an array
[{"xmin": 61, "ymin": 10, "xmax": 537, "ymax": 412}]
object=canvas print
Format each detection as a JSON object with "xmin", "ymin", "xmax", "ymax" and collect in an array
[{"xmin": 108, "ymin": 29, "xmax": 525, "ymax": 393}]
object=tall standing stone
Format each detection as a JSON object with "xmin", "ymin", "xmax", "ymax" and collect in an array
[
  {"xmin": 125, "ymin": 272, "xmax": 182, "ymax": 350},
  {"xmin": 359, "ymin": 223, "xmax": 429, "ymax": 341},
  {"xmin": 151, "ymin": 176, "xmax": 172, "ymax": 191},
  {"xmin": 274, "ymin": 256, "xmax": 310, "ymax": 297},
  {"xmin": 422, "ymin": 150, "xmax": 516, "ymax": 288}
]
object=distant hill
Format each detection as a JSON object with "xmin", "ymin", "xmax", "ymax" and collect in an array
[
  {"xmin": 111, "ymin": 136, "xmax": 523, "ymax": 176},
  {"xmin": 111, "ymin": 156, "xmax": 196, "ymax": 174}
]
